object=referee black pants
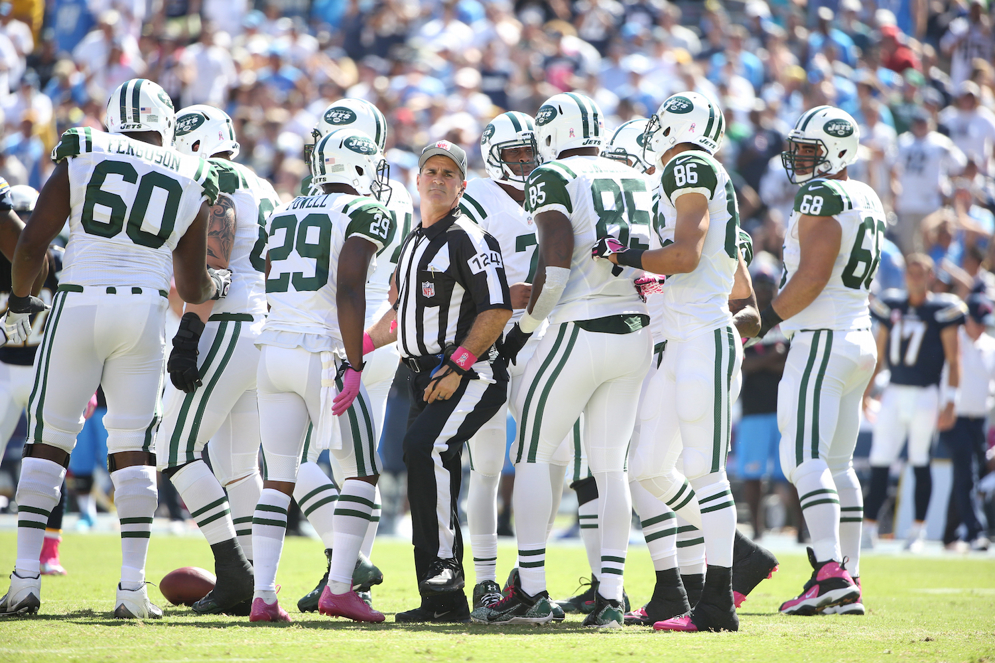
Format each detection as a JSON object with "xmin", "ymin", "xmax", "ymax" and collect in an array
[
  {"xmin": 940, "ymin": 416, "xmax": 987, "ymax": 541},
  {"xmin": 403, "ymin": 360, "xmax": 508, "ymax": 598}
]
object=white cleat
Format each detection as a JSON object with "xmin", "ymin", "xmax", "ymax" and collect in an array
[
  {"xmin": 114, "ymin": 584, "xmax": 163, "ymax": 619},
  {"xmin": 0, "ymin": 570, "xmax": 42, "ymax": 616}
]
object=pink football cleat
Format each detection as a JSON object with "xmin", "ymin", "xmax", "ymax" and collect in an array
[
  {"xmin": 653, "ymin": 615, "xmax": 699, "ymax": 632},
  {"xmin": 249, "ymin": 597, "xmax": 292, "ymax": 622},
  {"xmin": 779, "ymin": 548, "xmax": 859, "ymax": 616},
  {"xmin": 40, "ymin": 536, "xmax": 67, "ymax": 576},
  {"xmin": 318, "ymin": 585, "xmax": 385, "ymax": 623}
]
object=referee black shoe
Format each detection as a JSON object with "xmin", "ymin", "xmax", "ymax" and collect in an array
[
  {"xmin": 419, "ymin": 557, "xmax": 464, "ymax": 594},
  {"xmin": 395, "ymin": 595, "xmax": 471, "ymax": 624}
]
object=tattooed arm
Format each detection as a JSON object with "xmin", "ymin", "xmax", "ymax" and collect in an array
[{"xmin": 184, "ymin": 193, "xmax": 237, "ymax": 323}]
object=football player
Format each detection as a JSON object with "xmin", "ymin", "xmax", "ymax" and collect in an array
[
  {"xmin": 156, "ymin": 105, "xmax": 281, "ymax": 615},
  {"xmin": 296, "ymin": 99, "xmax": 410, "ymax": 612},
  {"xmin": 472, "ymin": 92, "xmax": 653, "ymax": 629},
  {"xmin": 754, "ymin": 106, "xmax": 883, "ymax": 616},
  {"xmin": 864, "ymin": 254, "xmax": 965, "ymax": 553},
  {"xmin": 0, "ymin": 78, "xmax": 230, "ymax": 618},
  {"xmin": 248, "ymin": 128, "xmax": 395, "ymax": 623}
]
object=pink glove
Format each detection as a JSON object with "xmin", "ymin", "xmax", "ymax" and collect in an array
[
  {"xmin": 363, "ymin": 332, "xmax": 376, "ymax": 356},
  {"xmin": 332, "ymin": 364, "xmax": 363, "ymax": 416},
  {"xmin": 84, "ymin": 393, "xmax": 99, "ymax": 420},
  {"xmin": 634, "ymin": 275, "xmax": 666, "ymax": 302}
]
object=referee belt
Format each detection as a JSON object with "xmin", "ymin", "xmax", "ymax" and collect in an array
[{"xmin": 402, "ymin": 353, "xmax": 445, "ymax": 374}]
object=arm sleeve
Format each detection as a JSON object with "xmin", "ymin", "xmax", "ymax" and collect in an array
[{"xmin": 452, "ymin": 230, "xmax": 512, "ymax": 314}]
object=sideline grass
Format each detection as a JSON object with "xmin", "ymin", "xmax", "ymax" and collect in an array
[{"xmin": 0, "ymin": 532, "xmax": 993, "ymax": 663}]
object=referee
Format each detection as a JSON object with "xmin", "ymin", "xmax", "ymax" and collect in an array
[{"xmin": 366, "ymin": 141, "xmax": 512, "ymax": 622}]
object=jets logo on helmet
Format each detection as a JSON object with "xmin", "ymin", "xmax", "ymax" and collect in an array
[
  {"xmin": 532, "ymin": 92, "xmax": 604, "ymax": 163},
  {"xmin": 173, "ymin": 105, "xmax": 240, "ymax": 159},
  {"xmin": 105, "ymin": 78, "xmax": 176, "ymax": 147},
  {"xmin": 324, "ymin": 107, "xmax": 358, "ymax": 126},
  {"xmin": 646, "ymin": 91, "xmax": 724, "ymax": 161},
  {"xmin": 309, "ymin": 98, "xmax": 387, "ymax": 162},
  {"xmin": 664, "ymin": 96, "xmax": 694, "ymax": 114},
  {"xmin": 481, "ymin": 111, "xmax": 538, "ymax": 189},
  {"xmin": 311, "ymin": 128, "xmax": 389, "ymax": 201},
  {"xmin": 603, "ymin": 118, "xmax": 657, "ymax": 174},
  {"xmin": 781, "ymin": 106, "xmax": 860, "ymax": 184}
]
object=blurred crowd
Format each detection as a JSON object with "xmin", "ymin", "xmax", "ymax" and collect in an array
[{"xmin": 2, "ymin": 0, "xmax": 995, "ymax": 543}]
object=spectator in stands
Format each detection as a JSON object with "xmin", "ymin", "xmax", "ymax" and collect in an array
[{"xmin": 941, "ymin": 0, "xmax": 994, "ymax": 89}]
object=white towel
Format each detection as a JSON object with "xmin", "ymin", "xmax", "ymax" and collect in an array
[{"xmin": 316, "ymin": 351, "xmax": 341, "ymax": 451}]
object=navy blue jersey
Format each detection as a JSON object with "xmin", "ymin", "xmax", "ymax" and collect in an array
[
  {"xmin": 0, "ymin": 246, "xmax": 63, "ymax": 366},
  {"xmin": 870, "ymin": 289, "xmax": 966, "ymax": 387}
]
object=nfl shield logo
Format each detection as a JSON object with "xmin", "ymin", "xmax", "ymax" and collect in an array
[{"xmin": 422, "ymin": 281, "xmax": 435, "ymax": 297}]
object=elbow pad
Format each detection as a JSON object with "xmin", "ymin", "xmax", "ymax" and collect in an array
[{"xmin": 520, "ymin": 266, "xmax": 570, "ymax": 333}]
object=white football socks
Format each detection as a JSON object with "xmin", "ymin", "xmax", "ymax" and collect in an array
[
  {"xmin": 691, "ymin": 474, "xmax": 736, "ymax": 568},
  {"xmin": 577, "ymin": 497, "xmax": 601, "ymax": 581},
  {"xmin": 328, "ymin": 480, "xmax": 376, "ymax": 594},
  {"xmin": 631, "ymin": 479, "xmax": 678, "ymax": 571},
  {"xmin": 111, "ymin": 465, "xmax": 158, "ymax": 590},
  {"xmin": 226, "ymin": 471, "xmax": 262, "ymax": 560},
  {"xmin": 834, "ymin": 466, "xmax": 863, "ymax": 577},
  {"xmin": 360, "ymin": 484, "xmax": 381, "ymax": 559},
  {"xmin": 252, "ymin": 489, "xmax": 291, "ymax": 599},
  {"xmin": 594, "ymin": 470, "xmax": 630, "ymax": 602},
  {"xmin": 676, "ymin": 515, "xmax": 707, "ymax": 576},
  {"xmin": 468, "ymin": 470, "xmax": 500, "ymax": 583},
  {"xmin": 514, "ymin": 462, "xmax": 552, "ymax": 596},
  {"xmin": 15, "ymin": 457, "xmax": 65, "ymax": 576},
  {"xmin": 793, "ymin": 460, "xmax": 842, "ymax": 563},
  {"xmin": 169, "ymin": 460, "xmax": 235, "ymax": 546},
  {"xmin": 294, "ymin": 462, "xmax": 338, "ymax": 550}
]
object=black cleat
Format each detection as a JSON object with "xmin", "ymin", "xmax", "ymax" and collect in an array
[
  {"xmin": 192, "ymin": 540, "xmax": 253, "ymax": 615},
  {"xmin": 732, "ymin": 530, "xmax": 779, "ymax": 608},
  {"xmin": 555, "ymin": 576, "xmax": 599, "ymax": 614},
  {"xmin": 681, "ymin": 573, "xmax": 704, "ymax": 607},
  {"xmin": 419, "ymin": 558, "xmax": 464, "ymax": 594},
  {"xmin": 624, "ymin": 568, "xmax": 690, "ymax": 625},
  {"xmin": 396, "ymin": 594, "xmax": 471, "ymax": 623}
]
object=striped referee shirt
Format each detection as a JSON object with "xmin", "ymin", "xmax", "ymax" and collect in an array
[{"xmin": 394, "ymin": 207, "xmax": 511, "ymax": 359}]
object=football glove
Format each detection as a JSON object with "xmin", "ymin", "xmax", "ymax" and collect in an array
[
  {"xmin": 208, "ymin": 268, "xmax": 232, "ymax": 300},
  {"xmin": 332, "ymin": 360, "xmax": 364, "ymax": 416},
  {"xmin": 167, "ymin": 312, "xmax": 205, "ymax": 393},
  {"xmin": 634, "ymin": 275, "xmax": 666, "ymax": 302},
  {"xmin": 497, "ymin": 323, "xmax": 533, "ymax": 366},
  {"xmin": 2, "ymin": 294, "xmax": 48, "ymax": 346},
  {"xmin": 756, "ymin": 305, "xmax": 783, "ymax": 340}
]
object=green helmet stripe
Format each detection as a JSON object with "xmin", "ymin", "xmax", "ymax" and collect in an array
[
  {"xmin": 131, "ymin": 79, "xmax": 144, "ymax": 126},
  {"xmin": 507, "ymin": 112, "xmax": 522, "ymax": 132},
  {"xmin": 590, "ymin": 98, "xmax": 601, "ymax": 136},
  {"xmin": 119, "ymin": 81, "xmax": 130, "ymax": 126},
  {"xmin": 799, "ymin": 106, "xmax": 829, "ymax": 131},
  {"xmin": 714, "ymin": 109, "xmax": 725, "ymax": 142},
  {"xmin": 521, "ymin": 113, "xmax": 535, "ymax": 131},
  {"xmin": 702, "ymin": 103, "xmax": 715, "ymax": 143},
  {"xmin": 565, "ymin": 92, "xmax": 590, "ymax": 138},
  {"xmin": 372, "ymin": 107, "xmax": 384, "ymax": 149}
]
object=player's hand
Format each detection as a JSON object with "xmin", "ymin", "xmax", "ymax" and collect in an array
[
  {"xmin": 937, "ymin": 402, "xmax": 956, "ymax": 432},
  {"xmin": 332, "ymin": 361, "xmax": 364, "ymax": 416},
  {"xmin": 167, "ymin": 312, "xmax": 205, "ymax": 393},
  {"xmin": 862, "ymin": 393, "xmax": 879, "ymax": 424},
  {"xmin": 84, "ymin": 392, "xmax": 99, "ymax": 420},
  {"xmin": 497, "ymin": 323, "xmax": 533, "ymax": 365},
  {"xmin": 756, "ymin": 305, "xmax": 783, "ymax": 340},
  {"xmin": 208, "ymin": 267, "xmax": 232, "ymax": 300},
  {"xmin": 2, "ymin": 293, "xmax": 48, "ymax": 346},
  {"xmin": 591, "ymin": 236, "xmax": 626, "ymax": 264},
  {"xmin": 509, "ymin": 282, "xmax": 533, "ymax": 309},
  {"xmin": 634, "ymin": 275, "xmax": 666, "ymax": 302},
  {"xmin": 424, "ymin": 365, "xmax": 461, "ymax": 404}
]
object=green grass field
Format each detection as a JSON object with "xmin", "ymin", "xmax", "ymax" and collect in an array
[{"xmin": 0, "ymin": 532, "xmax": 993, "ymax": 663}]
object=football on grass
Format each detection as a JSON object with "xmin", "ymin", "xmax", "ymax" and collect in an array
[{"xmin": 160, "ymin": 567, "xmax": 216, "ymax": 606}]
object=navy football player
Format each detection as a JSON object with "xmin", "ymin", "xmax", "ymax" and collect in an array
[{"xmin": 864, "ymin": 253, "xmax": 966, "ymax": 552}]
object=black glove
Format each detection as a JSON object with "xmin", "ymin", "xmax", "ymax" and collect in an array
[
  {"xmin": 6, "ymin": 293, "xmax": 49, "ymax": 314},
  {"xmin": 757, "ymin": 305, "xmax": 783, "ymax": 340},
  {"xmin": 208, "ymin": 267, "xmax": 232, "ymax": 300},
  {"xmin": 167, "ymin": 312, "xmax": 205, "ymax": 393},
  {"xmin": 497, "ymin": 323, "xmax": 533, "ymax": 365}
]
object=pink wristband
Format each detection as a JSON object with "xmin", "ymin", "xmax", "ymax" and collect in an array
[
  {"xmin": 451, "ymin": 346, "xmax": 477, "ymax": 371},
  {"xmin": 389, "ymin": 319, "xmax": 397, "ymax": 334},
  {"xmin": 363, "ymin": 332, "xmax": 376, "ymax": 356}
]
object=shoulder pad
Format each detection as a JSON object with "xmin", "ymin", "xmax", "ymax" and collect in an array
[
  {"xmin": 661, "ymin": 152, "xmax": 719, "ymax": 201},
  {"xmin": 52, "ymin": 127, "xmax": 95, "ymax": 163},
  {"xmin": 793, "ymin": 179, "xmax": 850, "ymax": 217}
]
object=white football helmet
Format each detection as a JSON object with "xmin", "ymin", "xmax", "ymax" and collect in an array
[
  {"xmin": 104, "ymin": 78, "xmax": 176, "ymax": 147},
  {"xmin": 603, "ymin": 118, "xmax": 657, "ymax": 173},
  {"xmin": 8, "ymin": 185, "xmax": 38, "ymax": 216},
  {"xmin": 310, "ymin": 128, "xmax": 388, "ymax": 199},
  {"xmin": 173, "ymin": 105, "xmax": 240, "ymax": 159},
  {"xmin": 533, "ymin": 92, "xmax": 605, "ymax": 163},
  {"xmin": 310, "ymin": 98, "xmax": 387, "ymax": 153},
  {"xmin": 646, "ymin": 91, "xmax": 724, "ymax": 160},
  {"xmin": 781, "ymin": 105, "xmax": 860, "ymax": 184},
  {"xmin": 481, "ymin": 111, "xmax": 538, "ymax": 189}
]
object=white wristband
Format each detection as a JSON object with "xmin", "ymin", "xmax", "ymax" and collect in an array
[
  {"xmin": 519, "ymin": 312, "xmax": 542, "ymax": 334},
  {"xmin": 943, "ymin": 387, "xmax": 959, "ymax": 406}
]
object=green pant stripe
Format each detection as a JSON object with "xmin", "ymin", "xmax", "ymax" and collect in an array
[
  {"xmin": 700, "ymin": 500, "xmax": 736, "ymax": 514},
  {"xmin": 339, "ymin": 374, "xmax": 368, "ymax": 476},
  {"xmin": 119, "ymin": 517, "xmax": 154, "ymax": 525},
  {"xmin": 142, "ymin": 367, "xmax": 164, "ymax": 453},
  {"xmin": 338, "ymin": 494, "xmax": 375, "ymax": 508},
  {"xmin": 190, "ymin": 496, "xmax": 229, "ymax": 518},
  {"xmin": 18, "ymin": 505, "xmax": 50, "ymax": 517},
  {"xmin": 676, "ymin": 537, "xmax": 705, "ymax": 548},
  {"xmin": 518, "ymin": 548, "xmax": 545, "ymax": 556},
  {"xmin": 641, "ymin": 512, "xmax": 675, "ymax": 527},
  {"xmin": 26, "ymin": 289, "xmax": 66, "ymax": 433},
  {"xmin": 571, "ymin": 419, "xmax": 582, "ymax": 483},
  {"xmin": 519, "ymin": 560, "xmax": 544, "ymax": 568},
  {"xmin": 801, "ymin": 498, "xmax": 840, "ymax": 510},
  {"xmin": 299, "ymin": 484, "xmax": 336, "ymax": 507},
  {"xmin": 810, "ymin": 330, "xmax": 833, "ymax": 461},
  {"xmin": 303, "ymin": 495, "xmax": 338, "ymax": 517},
  {"xmin": 252, "ymin": 517, "xmax": 286, "ymax": 528},
  {"xmin": 255, "ymin": 504, "xmax": 288, "ymax": 515},
  {"xmin": 672, "ymin": 490, "xmax": 696, "ymax": 513},
  {"xmin": 527, "ymin": 325, "xmax": 580, "ymax": 463},
  {"xmin": 232, "ymin": 516, "xmax": 253, "ymax": 524},
  {"xmin": 169, "ymin": 321, "xmax": 230, "ymax": 466},
  {"xmin": 121, "ymin": 531, "xmax": 151, "ymax": 538},
  {"xmin": 711, "ymin": 328, "xmax": 724, "ymax": 472},
  {"xmin": 301, "ymin": 424, "xmax": 312, "ymax": 463},
  {"xmin": 187, "ymin": 321, "xmax": 242, "ymax": 450},
  {"xmin": 198, "ymin": 508, "xmax": 231, "ymax": 528},
  {"xmin": 698, "ymin": 489, "xmax": 732, "ymax": 505},
  {"xmin": 333, "ymin": 508, "xmax": 371, "ymax": 520},
  {"xmin": 517, "ymin": 324, "xmax": 569, "ymax": 464},
  {"xmin": 600, "ymin": 568, "xmax": 623, "ymax": 575},
  {"xmin": 28, "ymin": 291, "xmax": 69, "ymax": 442},
  {"xmin": 840, "ymin": 517, "xmax": 863, "ymax": 523},
  {"xmin": 795, "ymin": 330, "xmax": 823, "ymax": 466},
  {"xmin": 354, "ymin": 385, "xmax": 379, "ymax": 476},
  {"xmin": 18, "ymin": 521, "xmax": 47, "ymax": 529},
  {"xmin": 644, "ymin": 528, "xmax": 678, "ymax": 543},
  {"xmin": 723, "ymin": 326, "xmax": 736, "ymax": 463}
]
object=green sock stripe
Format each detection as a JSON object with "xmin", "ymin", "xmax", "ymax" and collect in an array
[
  {"xmin": 474, "ymin": 557, "xmax": 497, "ymax": 562},
  {"xmin": 197, "ymin": 509, "xmax": 231, "ymax": 528},
  {"xmin": 303, "ymin": 495, "xmax": 338, "ymax": 518},
  {"xmin": 580, "ymin": 524, "xmax": 599, "ymax": 529},
  {"xmin": 578, "ymin": 514, "xmax": 598, "ymax": 520},
  {"xmin": 189, "ymin": 496, "xmax": 229, "ymax": 518},
  {"xmin": 840, "ymin": 506, "xmax": 863, "ymax": 513},
  {"xmin": 671, "ymin": 490, "xmax": 696, "ymax": 513},
  {"xmin": 641, "ymin": 512, "xmax": 676, "ymax": 528},
  {"xmin": 256, "ymin": 504, "xmax": 288, "ymax": 515},
  {"xmin": 369, "ymin": 515, "xmax": 380, "ymax": 523},
  {"xmin": 121, "ymin": 531, "xmax": 151, "ymax": 539},
  {"xmin": 18, "ymin": 521, "xmax": 47, "ymax": 529},
  {"xmin": 519, "ymin": 560, "xmax": 544, "ymax": 568},
  {"xmin": 298, "ymin": 484, "xmax": 337, "ymax": 507},
  {"xmin": 600, "ymin": 568, "xmax": 623, "ymax": 575},
  {"xmin": 644, "ymin": 528, "xmax": 677, "ymax": 543},
  {"xmin": 700, "ymin": 500, "xmax": 736, "ymax": 514},
  {"xmin": 119, "ymin": 517, "xmax": 154, "ymax": 525},
  {"xmin": 333, "ymin": 509, "xmax": 371, "ymax": 520},
  {"xmin": 18, "ymin": 505, "xmax": 51, "ymax": 517},
  {"xmin": 676, "ymin": 525, "xmax": 699, "ymax": 534},
  {"xmin": 518, "ymin": 548, "xmax": 545, "ymax": 556},
  {"xmin": 235, "ymin": 529, "xmax": 252, "ymax": 536},
  {"xmin": 252, "ymin": 517, "xmax": 287, "ymax": 528},
  {"xmin": 840, "ymin": 518, "xmax": 863, "ymax": 523},
  {"xmin": 801, "ymin": 498, "xmax": 840, "ymax": 510},
  {"xmin": 799, "ymin": 488, "xmax": 839, "ymax": 502},
  {"xmin": 338, "ymin": 494, "xmax": 375, "ymax": 508},
  {"xmin": 601, "ymin": 555, "xmax": 625, "ymax": 564},
  {"xmin": 232, "ymin": 516, "xmax": 253, "ymax": 525},
  {"xmin": 676, "ymin": 537, "xmax": 705, "ymax": 548},
  {"xmin": 698, "ymin": 489, "xmax": 732, "ymax": 505}
]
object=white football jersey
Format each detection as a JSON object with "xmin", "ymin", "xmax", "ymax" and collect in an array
[
  {"xmin": 780, "ymin": 177, "xmax": 883, "ymax": 334},
  {"xmin": 655, "ymin": 150, "xmax": 739, "ymax": 342},
  {"xmin": 258, "ymin": 192, "xmax": 395, "ymax": 354},
  {"xmin": 53, "ymin": 127, "xmax": 219, "ymax": 292},
  {"xmin": 894, "ymin": 131, "xmax": 966, "ymax": 215},
  {"xmin": 209, "ymin": 159, "xmax": 280, "ymax": 317},
  {"xmin": 525, "ymin": 155, "xmax": 650, "ymax": 325},
  {"xmin": 459, "ymin": 177, "xmax": 538, "ymax": 327}
]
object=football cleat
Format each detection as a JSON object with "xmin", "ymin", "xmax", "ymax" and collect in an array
[
  {"xmin": 822, "ymin": 577, "xmax": 865, "ymax": 615},
  {"xmin": 39, "ymin": 537, "xmax": 67, "ymax": 576},
  {"xmin": 624, "ymin": 569, "xmax": 690, "ymax": 626},
  {"xmin": 357, "ymin": 590, "xmax": 373, "ymax": 607},
  {"xmin": 396, "ymin": 600, "xmax": 471, "ymax": 624},
  {"xmin": 193, "ymin": 546, "xmax": 253, "ymax": 616},
  {"xmin": 779, "ymin": 548, "xmax": 860, "ymax": 616},
  {"xmin": 248, "ymin": 597, "xmax": 292, "ymax": 622},
  {"xmin": 555, "ymin": 576, "xmax": 599, "ymax": 614},
  {"xmin": 550, "ymin": 600, "xmax": 566, "ymax": 623},
  {"xmin": 299, "ymin": 549, "xmax": 384, "ymax": 612},
  {"xmin": 0, "ymin": 570, "xmax": 41, "ymax": 616},
  {"xmin": 318, "ymin": 585, "xmax": 384, "ymax": 622},
  {"xmin": 732, "ymin": 532, "xmax": 779, "ymax": 608},
  {"xmin": 471, "ymin": 573, "xmax": 554, "ymax": 625},
  {"xmin": 472, "ymin": 580, "xmax": 503, "ymax": 610},
  {"xmin": 419, "ymin": 557, "xmax": 464, "ymax": 594},
  {"xmin": 681, "ymin": 573, "xmax": 704, "ymax": 607},
  {"xmin": 114, "ymin": 583, "xmax": 163, "ymax": 619},
  {"xmin": 298, "ymin": 549, "xmax": 332, "ymax": 613},
  {"xmin": 581, "ymin": 592, "xmax": 624, "ymax": 629},
  {"xmin": 654, "ymin": 615, "xmax": 700, "ymax": 632},
  {"xmin": 502, "ymin": 567, "xmax": 520, "ymax": 593}
]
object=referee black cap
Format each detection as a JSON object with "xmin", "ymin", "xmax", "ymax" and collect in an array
[{"xmin": 419, "ymin": 140, "xmax": 467, "ymax": 179}]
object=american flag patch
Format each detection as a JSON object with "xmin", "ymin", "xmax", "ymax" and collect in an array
[{"xmin": 141, "ymin": 106, "xmax": 152, "ymax": 113}]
